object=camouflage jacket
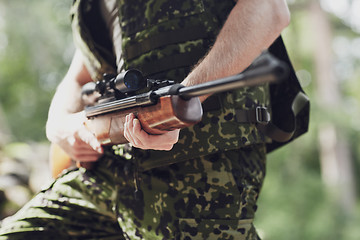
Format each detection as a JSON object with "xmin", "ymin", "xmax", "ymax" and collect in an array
[{"xmin": 71, "ymin": 0, "xmax": 270, "ymax": 170}]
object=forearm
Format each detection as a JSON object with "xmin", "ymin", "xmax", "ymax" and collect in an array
[
  {"xmin": 45, "ymin": 50, "xmax": 103, "ymax": 162},
  {"xmin": 182, "ymin": 0, "xmax": 290, "ymax": 101},
  {"xmin": 46, "ymin": 50, "xmax": 92, "ymax": 143},
  {"xmin": 46, "ymin": 78, "xmax": 84, "ymax": 142}
]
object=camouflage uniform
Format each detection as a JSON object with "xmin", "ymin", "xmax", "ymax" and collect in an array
[
  {"xmin": 0, "ymin": 144, "xmax": 266, "ymax": 239},
  {"xmin": 0, "ymin": 0, "xmax": 271, "ymax": 239}
]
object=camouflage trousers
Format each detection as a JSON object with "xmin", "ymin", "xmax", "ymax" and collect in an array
[{"xmin": 0, "ymin": 144, "xmax": 266, "ymax": 240}]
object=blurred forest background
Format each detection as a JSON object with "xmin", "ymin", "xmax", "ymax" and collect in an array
[{"xmin": 0, "ymin": 0, "xmax": 359, "ymax": 239}]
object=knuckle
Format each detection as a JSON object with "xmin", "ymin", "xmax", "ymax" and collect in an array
[
  {"xmin": 133, "ymin": 140, "xmax": 142, "ymax": 148},
  {"xmin": 162, "ymin": 144, "xmax": 174, "ymax": 151}
]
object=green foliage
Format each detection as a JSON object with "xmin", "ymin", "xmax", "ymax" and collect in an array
[
  {"xmin": 255, "ymin": 138, "xmax": 360, "ymax": 240},
  {"xmin": 254, "ymin": 2, "xmax": 360, "ymax": 239},
  {"xmin": 0, "ymin": 0, "xmax": 73, "ymax": 141}
]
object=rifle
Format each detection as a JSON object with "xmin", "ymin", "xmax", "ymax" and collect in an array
[{"xmin": 50, "ymin": 52, "xmax": 288, "ymax": 178}]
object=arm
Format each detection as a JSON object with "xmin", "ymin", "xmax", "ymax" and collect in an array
[
  {"xmin": 183, "ymin": 0, "xmax": 290, "ymax": 101},
  {"xmin": 46, "ymin": 50, "xmax": 103, "ymax": 162},
  {"xmin": 124, "ymin": 0, "xmax": 290, "ymax": 150}
]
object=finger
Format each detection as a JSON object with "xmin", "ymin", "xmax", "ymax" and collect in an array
[
  {"xmin": 71, "ymin": 148, "xmax": 101, "ymax": 162},
  {"xmin": 75, "ymin": 155, "xmax": 100, "ymax": 162},
  {"xmin": 77, "ymin": 126, "xmax": 103, "ymax": 153},
  {"xmin": 69, "ymin": 134, "xmax": 102, "ymax": 161},
  {"xmin": 71, "ymin": 145, "xmax": 100, "ymax": 155},
  {"xmin": 124, "ymin": 114, "xmax": 180, "ymax": 150},
  {"xmin": 124, "ymin": 114, "xmax": 136, "ymax": 144},
  {"xmin": 131, "ymin": 118, "xmax": 147, "ymax": 148},
  {"xmin": 73, "ymin": 139, "xmax": 103, "ymax": 155},
  {"xmin": 145, "ymin": 136, "xmax": 174, "ymax": 150},
  {"xmin": 153, "ymin": 129, "xmax": 179, "ymax": 144},
  {"xmin": 76, "ymin": 154, "xmax": 100, "ymax": 162},
  {"xmin": 132, "ymin": 128, "xmax": 176, "ymax": 150},
  {"xmin": 124, "ymin": 114, "xmax": 136, "ymax": 146},
  {"xmin": 72, "ymin": 153, "xmax": 100, "ymax": 162},
  {"xmin": 77, "ymin": 162, "xmax": 95, "ymax": 170},
  {"xmin": 144, "ymin": 129, "xmax": 179, "ymax": 150}
]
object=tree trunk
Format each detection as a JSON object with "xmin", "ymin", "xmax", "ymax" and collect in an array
[{"xmin": 310, "ymin": 0, "xmax": 356, "ymax": 213}]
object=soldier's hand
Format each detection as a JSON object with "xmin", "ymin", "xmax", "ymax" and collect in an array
[
  {"xmin": 124, "ymin": 113, "xmax": 179, "ymax": 151},
  {"xmin": 49, "ymin": 111, "xmax": 103, "ymax": 162}
]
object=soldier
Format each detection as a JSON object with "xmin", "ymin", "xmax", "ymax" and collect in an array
[{"xmin": 0, "ymin": 0, "xmax": 293, "ymax": 239}]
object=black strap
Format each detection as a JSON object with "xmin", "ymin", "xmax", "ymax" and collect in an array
[
  {"xmin": 235, "ymin": 91, "xmax": 309, "ymax": 142},
  {"xmin": 235, "ymin": 106, "xmax": 270, "ymax": 125},
  {"xmin": 124, "ymin": 25, "xmax": 209, "ymax": 60}
]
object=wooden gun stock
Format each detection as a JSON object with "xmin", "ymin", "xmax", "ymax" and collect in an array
[
  {"xmin": 85, "ymin": 95, "xmax": 202, "ymax": 144},
  {"xmin": 50, "ymin": 143, "xmax": 73, "ymax": 178},
  {"xmin": 50, "ymin": 95, "xmax": 202, "ymax": 178}
]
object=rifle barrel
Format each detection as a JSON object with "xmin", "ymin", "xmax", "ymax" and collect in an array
[{"xmin": 178, "ymin": 53, "xmax": 288, "ymax": 99}]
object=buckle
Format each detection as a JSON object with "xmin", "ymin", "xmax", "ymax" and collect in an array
[{"xmin": 256, "ymin": 106, "xmax": 270, "ymax": 125}]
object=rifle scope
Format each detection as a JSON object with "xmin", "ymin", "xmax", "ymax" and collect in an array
[
  {"xmin": 95, "ymin": 69, "xmax": 146, "ymax": 97},
  {"xmin": 112, "ymin": 69, "xmax": 146, "ymax": 93}
]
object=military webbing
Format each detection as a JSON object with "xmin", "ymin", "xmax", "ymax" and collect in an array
[
  {"xmin": 236, "ymin": 91, "xmax": 309, "ymax": 142},
  {"xmin": 124, "ymin": 25, "xmax": 209, "ymax": 60},
  {"xmin": 235, "ymin": 37, "xmax": 310, "ymax": 152}
]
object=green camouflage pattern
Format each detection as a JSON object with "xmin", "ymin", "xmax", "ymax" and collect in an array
[
  {"xmin": 0, "ymin": 144, "xmax": 266, "ymax": 239},
  {"xmin": 70, "ymin": 0, "xmax": 271, "ymax": 170},
  {"xmin": 118, "ymin": 0, "xmax": 236, "ymax": 76}
]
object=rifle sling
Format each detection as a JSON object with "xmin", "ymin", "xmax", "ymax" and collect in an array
[{"xmin": 235, "ymin": 91, "xmax": 309, "ymax": 142}]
